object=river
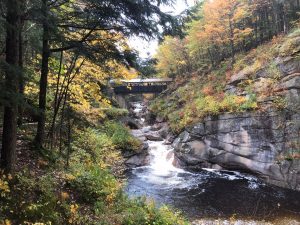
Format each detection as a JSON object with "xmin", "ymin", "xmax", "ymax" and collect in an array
[{"xmin": 125, "ymin": 102, "xmax": 300, "ymax": 224}]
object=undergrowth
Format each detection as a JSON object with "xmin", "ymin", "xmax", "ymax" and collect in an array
[
  {"xmin": 150, "ymin": 29, "xmax": 300, "ymax": 133},
  {"xmin": 0, "ymin": 117, "xmax": 189, "ymax": 225}
]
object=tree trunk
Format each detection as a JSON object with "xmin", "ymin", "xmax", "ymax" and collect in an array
[
  {"xmin": 229, "ymin": 18, "xmax": 235, "ymax": 66},
  {"xmin": 18, "ymin": 24, "xmax": 24, "ymax": 127},
  {"xmin": 35, "ymin": 0, "xmax": 50, "ymax": 148},
  {"xmin": 1, "ymin": 0, "xmax": 21, "ymax": 173}
]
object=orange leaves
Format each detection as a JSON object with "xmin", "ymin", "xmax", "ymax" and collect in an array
[
  {"xmin": 187, "ymin": 0, "xmax": 253, "ymax": 60},
  {"xmin": 201, "ymin": 85, "xmax": 214, "ymax": 96},
  {"xmin": 155, "ymin": 36, "xmax": 190, "ymax": 78}
]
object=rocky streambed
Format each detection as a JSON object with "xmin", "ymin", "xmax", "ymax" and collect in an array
[{"xmin": 124, "ymin": 101, "xmax": 300, "ymax": 224}]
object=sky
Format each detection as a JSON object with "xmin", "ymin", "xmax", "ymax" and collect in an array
[{"xmin": 129, "ymin": 0, "xmax": 195, "ymax": 59}]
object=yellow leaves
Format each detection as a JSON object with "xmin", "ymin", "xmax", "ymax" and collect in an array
[
  {"xmin": 186, "ymin": 0, "xmax": 253, "ymax": 57},
  {"xmin": 155, "ymin": 36, "xmax": 189, "ymax": 77},
  {"xmin": 63, "ymin": 173, "xmax": 76, "ymax": 181},
  {"xmin": 3, "ymin": 219, "xmax": 11, "ymax": 225},
  {"xmin": 68, "ymin": 204, "xmax": 79, "ymax": 224},
  {"xmin": 60, "ymin": 191, "xmax": 70, "ymax": 201},
  {"xmin": 70, "ymin": 204, "xmax": 78, "ymax": 214},
  {"xmin": 234, "ymin": 96, "xmax": 247, "ymax": 105},
  {"xmin": 0, "ymin": 173, "xmax": 11, "ymax": 197},
  {"xmin": 24, "ymin": 83, "xmax": 39, "ymax": 95}
]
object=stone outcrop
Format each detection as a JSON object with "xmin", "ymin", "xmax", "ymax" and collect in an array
[
  {"xmin": 173, "ymin": 47, "xmax": 300, "ymax": 190},
  {"xmin": 145, "ymin": 132, "xmax": 164, "ymax": 141},
  {"xmin": 173, "ymin": 111, "xmax": 300, "ymax": 190},
  {"xmin": 125, "ymin": 151, "xmax": 150, "ymax": 167}
]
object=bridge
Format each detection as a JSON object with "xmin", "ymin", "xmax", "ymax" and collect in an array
[
  {"xmin": 110, "ymin": 78, "xmax": 173, "ymax": 94},
  {"xmin": 109, "ymin": 78, "xmax": 173, "ymax": 108}
]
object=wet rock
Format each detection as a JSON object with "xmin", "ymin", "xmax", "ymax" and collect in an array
[
  {"xmin": 156, "ymin": 116, "xmax": 164, "ymax": 123},
  {"xmin": 150, "ymin": 123, "xmax": 163, "ymax": 131},
  {"xmin": 173, "ymin": 111, "xmax": 300, "ymax": 190},
  {"xmin": 123, "ymin": 150, "xmax": 136, "ymax": 158},
  {"xmin": 125, "ymin": 153, "xmax": 150, "ymax": 168},
  {"xmin": 145, "ymin": 112, "xmax": 156, "ymax": 125},
  {"xmin": 125, "ymin": 118, "xmax": 142, "ymax": 129},
  {"xmin": 145, "ymin": 132, "xmax": 164, "ymax": 141},
  {"xmin": 166, "ymin": 134, "xmax": 176, "ymax": 143},
  {"xmin": 142, "ymin": 142, "xmax": 149, "ymax": 151},
  {"xmin": 131, "ymin": 129, "xmax": 147, "ymax": 142},
  {"xmin": 158, "ymin": 124, "xmax": 169, "ymax": 138},
  {"xmin": 141, "ymin": 126, "xmax": 151, "ymax": 133}
]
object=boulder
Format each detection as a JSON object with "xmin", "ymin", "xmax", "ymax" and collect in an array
[
  {"xmin": 145, "ymin": 132, "xmax": 164, "ymax": 141},
  {"xmin": 125, "ymin": 153, "xmax": 150, "ymax": 168},
  {"xmin": 150, "ymin": 123, "xmax": 163, "ymax": 131},
  {"xmin": 127, "ymin": 119, "xmax": 142, "ymax": 129},
  {"xmin": 158, "ymin": 123, "xmax": 169, "ymax": 138},
  {"xmin": 131, "ymin": 129, "xmax": 147, "ymax": 142},
  {"xmin": 228, "ymin": 69, "xmax": 251, "ymax": 86}
]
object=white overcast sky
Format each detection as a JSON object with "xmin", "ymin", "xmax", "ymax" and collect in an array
[{"xmin": 129, "ymin": 0, "xmax": 195, "ymax": 59}]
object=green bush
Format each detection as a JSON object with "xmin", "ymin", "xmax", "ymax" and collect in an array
[
  {"xmin": 0, "ymin": 172, "xmax": 68, "ymax": 224},
  {"xmin": 121, "ymin": 198, "xmax": 189, "ymax": 225},
  {"xmin": 69, "ymin": 165, "xmax": 121, "ymax": 204},
  {"xmin": 72, "ymin": 127, "xmax": 116, "ymax": 164},
  {"xmin": 103, "ymin": 107, "xmax": 129, "ymax": 119},
  {"xmin": 103, "ymin": 121, "xmax": 142, "ymax": 152}
]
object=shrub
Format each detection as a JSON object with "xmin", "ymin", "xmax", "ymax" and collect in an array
[
  {"xmin": 0, "ymin": 172, "xmax": 67, "ymax": 224},
  {"xmin": 103, "ymin": 121, "xmax": 142, "ymax": 152},
  {"xmin": 69, "ymin": 165, "xmax": 121, "ymax": 204},
  {"xmin": 121, "ymin": 198, "xmax": 189, "ymax": 225},
  {"xmin": 103, "ymin": 107, "xmax": 129, "ymax": 119},
  {"xmin": 73, "ymin": 128, "xmax": 116, "ymax": 162}
]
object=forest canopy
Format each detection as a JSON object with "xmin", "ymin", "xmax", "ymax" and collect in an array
[{"xmin": 156, "ymin": 0, "xmax": 300, "ymax": 77}]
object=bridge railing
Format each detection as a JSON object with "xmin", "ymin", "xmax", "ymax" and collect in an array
[{"xmin": 110, "ymin": 78, "xmax": 173, "ymax": 94}]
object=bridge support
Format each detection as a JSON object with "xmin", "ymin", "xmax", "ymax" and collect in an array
[{"xmin": 115, "ymin": 94, "xmax": 128, "ymax": 109}]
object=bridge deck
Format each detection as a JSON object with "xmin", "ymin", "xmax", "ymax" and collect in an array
[{"xmin": 111, "ymin": 78, "xmax": 173, "ymax": 94}]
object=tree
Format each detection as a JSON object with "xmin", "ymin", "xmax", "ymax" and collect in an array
[
  {"xmin": 202, "ymin": 0, "xmax": 252, "ymax": 65},
  {"xmin": 137, "ymin": 58, "xmax": 158, "ymax": 78},
  {"xmin": 1, "ymin": 0, "xmax": 22, "ymax": 172},
  {"xmin": 35, "ymin": 0, "xmax": 50, "ymax": 148},
  {"xmin": 155, "ymin": 36, "xmax": 191, "ymax": 78},
  {"xmin": 34, "ymin": 0, "xmax": 178, "ymax": 148}
]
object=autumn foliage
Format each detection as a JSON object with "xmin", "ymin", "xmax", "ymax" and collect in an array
[{"xmin": 156, "ymin": 0, "xmax": 300, "ymax": 77}]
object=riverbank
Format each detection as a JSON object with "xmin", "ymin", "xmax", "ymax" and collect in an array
[
  {"xmin": 0, "ymin": 114, "xmax": 189, "ymax": 224},
  {"xmin": 125, "ymin": 101, "xmax": 300, "ymax": 224}
]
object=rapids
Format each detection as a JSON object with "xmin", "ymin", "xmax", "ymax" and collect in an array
[{"xmin": 125, "ymin": 102, "xmax": 300, "ymax": 223}]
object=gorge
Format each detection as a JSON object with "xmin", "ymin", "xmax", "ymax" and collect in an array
[{"xmin": 125, "ymin": 102, "xmax": 300, "ymax": 224}]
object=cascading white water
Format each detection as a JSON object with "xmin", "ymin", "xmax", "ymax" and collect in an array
[
  {"xmin": 148, "ymin": 141, "xmax": 179, "ymax": 175},
  {"xmin": 136, "ymin": 140, "xmax": 188, "ymax": 187},
  {"xmin": 126, "ymin": 102, "xmax": 300, "ymax": 222}
]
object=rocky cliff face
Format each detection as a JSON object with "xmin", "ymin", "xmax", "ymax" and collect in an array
[
  {"xmin": 173, "ymin": 37, "xmax": 300, "ymax": 190},
  {"xmin": 173, "ymin": 111, "xmax": 300, "ymax": 190}
]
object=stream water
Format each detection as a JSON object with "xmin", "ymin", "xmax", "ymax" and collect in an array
[{"xmin": 125, "ymin": 102, "xmax": 300, "ymax": 224}]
